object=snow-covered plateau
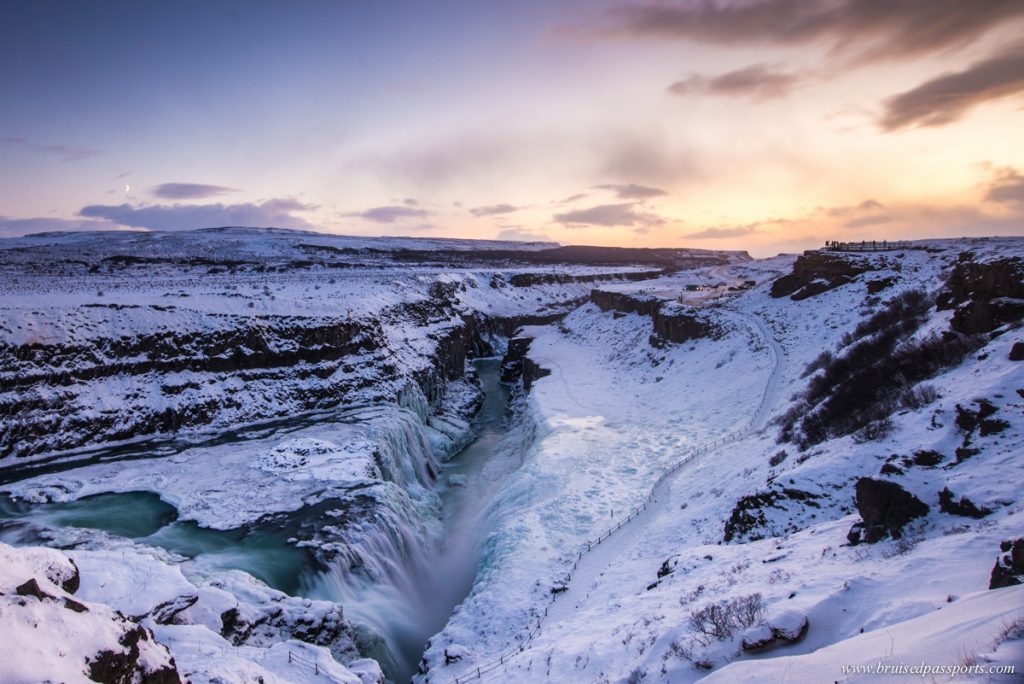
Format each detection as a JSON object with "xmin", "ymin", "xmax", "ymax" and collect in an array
[{"xmin": 1, "ymin": 228, "xmax": 1022, "ymax": 683}]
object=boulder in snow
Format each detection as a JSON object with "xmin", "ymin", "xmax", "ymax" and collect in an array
[
  {"xmin": 741, "ymin": 610, "xmax": 809, "ymax": 652},
  {"xmin": 848, "ymin": 478, "xmax": 929, "ymax": 544},
  {"xmin": 989, "ymin": 538, "xmax": 1024, "ymax": 590}
]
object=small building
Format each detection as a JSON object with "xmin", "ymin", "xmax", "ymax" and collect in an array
[
  {"xmin": 685, "ymin": 284, "xmax": 701, "ymax": 292},
  {"xmin": 744, "ymin": 279, "xmax": 756, "ymax": 287}
]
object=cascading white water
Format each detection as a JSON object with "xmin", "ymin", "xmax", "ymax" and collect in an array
[
  {"xmin": 0, "ymin": 358, "xmax": 524, "ymax": 684},
  {"xmin": 306, "ymin": 358, "xmax": 520, "ymax": 683}
]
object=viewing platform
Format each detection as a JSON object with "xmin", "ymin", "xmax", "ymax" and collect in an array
[{"xmin": 824, "ymin": 240, "xmax": 911, "ymax": 252}]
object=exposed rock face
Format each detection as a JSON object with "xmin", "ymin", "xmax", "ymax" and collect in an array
[
  {"xmin": 741, "ymin": 611, "xmax": 809, "ymax": 652},
  {"xmin": 478, "ymin": 311, "xmax": 575, "ymax": 339},
  {"xmin": 591, "ymin": 290, "xmax": 662, "ymax": 316},
  {"xmin": 770, "ymin": 251, "xmax": 876, "ymax": 300},
  {"xmin": 590, "ymin": 290, "xmax": 724, "ymax": 345},
  {"xmin": 0, "ymin": 296, "xmax": 485, "ymax": 461},
  {"xmin": 847, "ymin": 478, "xmax": 929, "ymax": 544},
  {"xmin": 501, "ymin": 336, "xmax": 551, "ymax": 391},
  {"xmin": 1010, "ymin": 342, "xmax": 1024, "ymax": 361},
  {"xmin": 651, "ymin": 305, "xmax": 723, "ymax": 345},
  {"xmin": 937, "ymin": 255, "xmax": 1024, "ymax": 334},
  {"xmin": 938, "ymin": 487, "xmax": 991, "ymax": 518},
  {"xmin": 723, "ymin": 487, "xmax": 821, "ymax": 543},
  {"xmin": 509, "ymin": 269, "xmax": 664, "ymax": 287},
  {"xmin": 88, "ymin": 625, "xmax": 181, "ymax": 684},
  {"xmin": 990, "ymin": 538, "xmax": 1024, "ymax": 589}
]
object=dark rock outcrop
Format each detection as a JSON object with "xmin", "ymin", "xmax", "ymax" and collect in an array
[
  {"xmin": 847, "ymin": 478, "xmax": 929, "ymax": 544},
  {"xmin": 500, "ymin": 336, "xmax": 550, "ymax": 391},
  {"xmin": 509, "ymin": 269, "xmax": 665, "ymax": 287},
  {"xmin": 937, "ymin": 255, "xmax": 1024, "ymax": 334},
  {"xmin": 989, "ymin": 538, "xmax": 1024, "ymax": 589},
  {"xmin": 652, "ymin": 307, "xmax": 723, "ymax": 345},
  {"xmin": 938, "ymin": 487, "xmax": 992, "ymax": 519},
  {"xmin": 590, "ymin": 290, "xmax": 723, "ymax": 345},
  {"xmin": 88, "ymin": 625, "xmax": 181, "ymax": 684},
  {"xmin": 724, "ymin": 488, "xmax": 821, "ymax": 543},
  {"xmin": 480, "ymin": 310, "xmax": 577, "ymax": 338},
  {"xmin": 770, "ymin": 252, "xmax": 877, "ymax": 300},
  {"xmin": 1010, "ymin": 342, "xmax": 1024, "ymax": 361},
  {"xmin": 591, "ymin": 290, "xmax": 662, "ymax": 316},
  {"xmin": 15, "ymin": 577, "xmax": 52, "ymax": 601}
]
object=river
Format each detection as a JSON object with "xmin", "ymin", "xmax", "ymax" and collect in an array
[{"xmin": 0, "ymin": 357, "xmax": 515, "ymax": 683}]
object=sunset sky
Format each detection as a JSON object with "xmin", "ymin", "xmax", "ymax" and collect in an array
[{"xmin": 2, "ymin": 0, "xmax": 1023, "ymax": 256}]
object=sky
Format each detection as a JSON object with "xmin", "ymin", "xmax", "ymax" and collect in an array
[{"xmin": 1, "ymin": 0, "xmax": 1023, "ymax": 256}]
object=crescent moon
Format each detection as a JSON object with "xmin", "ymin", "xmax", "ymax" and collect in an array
[{"xmin": 125, "ymin": 184, "xmax": 131, "ymax": 193}]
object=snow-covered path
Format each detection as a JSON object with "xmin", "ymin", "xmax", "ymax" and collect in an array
[{"xmin": 545, "ymin": 312, "xmax": 784, "ymax": 624}]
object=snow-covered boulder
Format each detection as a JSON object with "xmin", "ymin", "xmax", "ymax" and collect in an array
[
  {"xmin": 741, "ymin": 610, "xmax": 809, "ymax": 652},
  {"xmin": 0, "ymin": 542, "xmax": 181, "ymax": 683}
]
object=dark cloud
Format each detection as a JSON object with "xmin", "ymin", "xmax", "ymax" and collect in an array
[
  {"xmin": 496, "ymin": 227, "xmax": 554, "ymax": 243},
  {"xmin": 592, "ymin": 183, "xmax": 667, "ymax": 199},
  {"xmin": 668, "ymin": 64, "xmax": 802, "ymax": 99},
  {"xmin": 985, "ymin": 167, "xmax": 1024, "ymax": 207},
  {"xmin": 880, "ymin": 44, "xmax": 1024, "ymax": 130},
  {"xmin": 603, "ymin": 0, "xmax": 1024, "ymax": 62},
  {"xmin": 78, "ymin": 198, "xmax": 313, "ymax": 231},
  {"xmin": 844, "ymin": 214, "xmax": 894, "ymax": 229},
  {"xmin": 682, "ymin": 223, "xmax": 761, "ymax": 240},
  {"xmin": 470, "ymin": 203, "xmax": 521, "ymax": 217},
  {"xmin": 3, "ymin": 136, "xmax": 101, "ymax": 162},
  {"xmin": 553, "ymin": 202, "xmax": 665, "ymax": 227},
  {"xmin": 349, "ymin": 205, "xmax": 430, "ymax": 223},
  {"xmin": 403, "ymin": 198, "xmax": 420, "ymax": 206},
  {"xmin": 151, "ymin": 183, "xmax": 238, "ymax": 200}
]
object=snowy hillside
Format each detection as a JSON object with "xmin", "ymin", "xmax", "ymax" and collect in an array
[
  {"xmin": 1, "ymin": 229, "xmax": 1022, "ymax": 683},
  {"xmin": 418, "ymin": 237, "xmax": 1024, "ymax": 683}
]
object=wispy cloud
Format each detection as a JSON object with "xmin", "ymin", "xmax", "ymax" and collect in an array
[
  {"xmin": 347, "ymin": 205, "xmax": 431, "ymax": 223},
  {"xmin": 554, "ymin": 202, "xmax": 665, "ymax": 227},
  {"xmin": 3, "ymin": 137, "xmax": 101, "ymax": 162},
  {"xmin": 592, "ymin": 183, "xmax": 667, "ymax": 200},
  {"xmin": 555, "ymin": 193, "xmax": 588, "ymax": 204},
  {"xmin": 668, "ymin": 64, "xmax": 802, "ymax": 100},
  {"xmin": 682, "ymin": 223, "xmax": 762, "ymax": 240},
  {"xmin": 844, "ymin": 214, "xmax": 893, "ymax": 229},
  {"xmin": 599, "ymin": 0, "xmax": 1024, "ymax": 63},
  {"xmin": 151, "ymin": 183, "xmax": 239, "ymax": 200},
  {"xmin": 880, "ymin": 43, "xmax": 1024, "ymax": 131},
  {"xmin": 496, "ymin": 227, "xmax": 554, "ymax": 242},
  {"xmin": 470, "ymin": 203, "xmax": 521, "ymax": 217},
  {"xmin": 78, "ymin": 198, "xmax": 314, "ymax": 230}
]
